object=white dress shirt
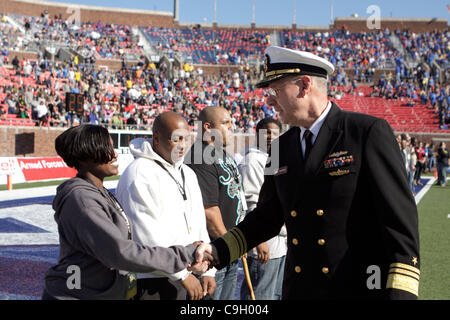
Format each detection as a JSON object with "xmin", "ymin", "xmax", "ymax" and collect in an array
[{"xmin": 300, "ymin": 101, "xmax": 332, "ymax": 158}]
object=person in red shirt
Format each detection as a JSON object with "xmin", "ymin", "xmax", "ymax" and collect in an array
[{"xmin": 414, "ymin": 142, "xmax": 426, "ymax": 186}]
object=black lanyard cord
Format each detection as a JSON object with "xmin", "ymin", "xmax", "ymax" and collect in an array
[
  {"xmin": 154, "ymin": 160, "xmax": 187, "ymax": 201},
  {"xmin": 105, "ymin": 189, "xmax": 132, "ymax": 240}
]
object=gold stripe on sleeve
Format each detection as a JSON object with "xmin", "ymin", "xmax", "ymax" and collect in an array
[
  {"xmin": 386, "ymin": 273, "xmax": 419, "ymax": 296},
  {"xmin": 389, "ymin": 263, "xmax": 420, "ymax": 275},
  {"xmin": 388, "ymin": 268, "xmax": 420, "ymax": 282}
]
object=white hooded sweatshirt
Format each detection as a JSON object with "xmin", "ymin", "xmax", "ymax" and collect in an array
[
  {"xmin": 115, "ymin": 138, "xmax": 215, "ymax": 281},
  {"xmin": 238, "ymin": 146, "xmax": 287, "ymax": 259}
]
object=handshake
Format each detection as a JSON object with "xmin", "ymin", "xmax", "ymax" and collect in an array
[{"xmin": 187, "ymin": 242, "xmax": 217, "ymax": 274}]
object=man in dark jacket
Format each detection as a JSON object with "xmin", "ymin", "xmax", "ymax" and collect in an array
[{"xmin": 201, "ymin": 46, "xmax": 420, "ymax": 300}]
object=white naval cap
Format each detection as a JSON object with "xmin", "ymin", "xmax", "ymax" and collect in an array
[{"xmin": 256, "ymin": 46, "xmax": 335, "ymax": 88}]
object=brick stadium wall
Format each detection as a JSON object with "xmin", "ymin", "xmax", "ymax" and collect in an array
[
  {"xmin": 0, "ymin": 126, "xmax": 65, "ymax": 157},
  {"xmin": 0, "ymin": 126, "xmax": 257, "ymax": 157},
  {"xmin": 94, "ymin": 59, "xmax": 142, "ymax": 72},
  {"xmin": 1, "ymin": 0, "xmax": 176, "ymax": 27},
  {"xmin": 196, "ymin": 64, "xmax": 241, "ymax": 76},
  {"xmin": 6, "ymin": 50, "xmax": 38, "ymax": 61},
  {"xmin": 1, "ymin": 126, "xmax": 449, "ymax": 158}
]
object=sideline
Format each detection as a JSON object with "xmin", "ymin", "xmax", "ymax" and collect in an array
[
  {"xmin": 415, "ymin": 177, "xmax": 435, "ymax": 205},
  {"xmin": 0, "ymin": 180, "xmax": 119, "ymax": 206}
]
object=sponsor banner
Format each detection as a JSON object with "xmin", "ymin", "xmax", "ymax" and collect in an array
[
  {"xmin": 0, "ymin": 157, "xmax": 76, "ymax": 184},
  {"xmin": 0, "ymin": 157, "xmax": 26, "ymax": 185},
  {"xmin": 17, "ymin": 157, "xmax": 77, "ymax": 181},
  {"xmin": 0, "ymin": 154, "xmax": 133, "ymax": 185},
  {"xmin": 0, "ymin": 158, "xmax": 21, "ymax": 176}
]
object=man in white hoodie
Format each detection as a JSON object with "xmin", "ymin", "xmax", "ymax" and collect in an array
[{"xmin": 115, "ymin": 111, "xmax": 216, "ymax": 300}]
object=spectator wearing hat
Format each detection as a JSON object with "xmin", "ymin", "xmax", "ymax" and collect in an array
[{"xmin": 200, "ymin": 46, "xmax": 420, "ymax": 300}]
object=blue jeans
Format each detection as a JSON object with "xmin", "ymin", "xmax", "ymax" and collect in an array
[
  {"xmin": 437, "ymin": 163, "xmax": 448, "ymax": 185},
  {"xmin": 428, "ymin": 156, "xmax": 436, "ymax": 172},
  {"xmin": 408, "ymin": 170, "xmax": 415, "ymax": 194},
  {"xmin": 211, "ymin": 260, "xmax": 239, "ymax": 300},
  {"xmin": 240, "ymin": 256, "xmax": 285, "ymax": 300}
]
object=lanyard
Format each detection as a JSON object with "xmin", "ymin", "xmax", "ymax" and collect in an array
[
  {"xmin": 154, "ymin": 160, "xmax": 187, "ymax": 201},
  {"xmin": 76, "ymin": 175, "xmax": 132, "ymax": 240},
  {"xmin": 105, "ymin": 189, "xmax": 132, "ymax": 240},
  {"xmin": 154, "ymin": 160, "xmax": 192, "ymax": 233}
]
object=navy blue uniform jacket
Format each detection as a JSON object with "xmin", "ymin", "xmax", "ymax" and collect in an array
[{"xmin": 212, "ymin": 102, "xmax": 420, "ymax": 300}]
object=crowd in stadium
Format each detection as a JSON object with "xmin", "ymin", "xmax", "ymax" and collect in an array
[
  {"xmin": 3, "ymin": 13, "xmax": 143, "ymax": 60},
  {"xmin": 0, "ymin": 53, "xmax": 269, "ymax": 131},
  {"xmin": 0, "ymin": 12, "xmax": 449, "ymax": 133}
]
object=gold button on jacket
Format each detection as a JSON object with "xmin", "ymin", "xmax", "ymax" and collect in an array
[
  {"xmin": 290, "ymin": 210, "xmax": 297, "ymax": 217},
  {"xmin": 316, "ymin": 209, "xmax": 324, "ymax": 216},
  {"xmin": 292, "ymin": 238, "xmax": 299, "ymax": 245},
  {"xmin": 295, "ymin": 266, "xmax": 301, "ymax": 273},
  {"xmin": 322, "ymin": 267, "xmax": 329, "ymax": 274},
  {"xmin": 318, "ymin": 239, "xmax": 326, "ymax": 245}
]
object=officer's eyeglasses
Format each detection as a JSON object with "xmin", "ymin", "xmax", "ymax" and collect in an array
[
  {"xmin": 267, "ymin": 76, "xmax": 303, "ymax": 98},
  {"xmin": 267, "ymin": 87, "xmax": 280, "ymax": 98}
]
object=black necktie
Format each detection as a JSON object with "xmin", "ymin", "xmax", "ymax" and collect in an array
[{"xmin": 303, "ymin": 129, "xmax": 313, "ymax": 161}]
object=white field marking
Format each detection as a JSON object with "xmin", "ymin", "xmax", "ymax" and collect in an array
[
  {"xmin": 0, "ymin": 180, "xmax": 119, "ymax": 201},
  {"xmin": 415, "ymin": 177, "xmax": 435, "ymax": 205},
  {"xmin": 0, "ymin": 204, "xmax": 59, "ymax": 245}
]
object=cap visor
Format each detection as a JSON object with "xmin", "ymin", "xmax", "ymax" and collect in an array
[{"xmin": 255, "ymin": 74, "xmax": 287, "ymax": 88}]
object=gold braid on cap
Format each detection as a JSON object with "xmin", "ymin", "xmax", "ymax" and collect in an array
[{"xmin": 265, "ymin": 68, "xmax": 301, "ymax": 76}]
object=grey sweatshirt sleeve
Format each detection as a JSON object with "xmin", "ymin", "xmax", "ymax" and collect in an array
[
  {"xmin": 239, "ymin": 154, "xmax": 265, "ymax": 213},
  {"xmin": 58, "ymin": 191, "xmax": 196, "ymax": 274}
]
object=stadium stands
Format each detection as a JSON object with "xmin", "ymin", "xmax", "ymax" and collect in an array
[
  {"xmin": 281, "ymin": 29, "xmax": 397, "ymax": 69},
  {"xmin": 7, "ymin": 14, "xmax": 143, "ymax": 60},
  {"xmin": 0, "ymin": 11, "xmax": 448, "ymax": 134},
  {"xmin": 141, "ymin": 26, "xmax": 270, "ymax": 65}
]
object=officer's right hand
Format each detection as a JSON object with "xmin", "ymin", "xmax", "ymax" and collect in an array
[{"xmin": 181, "ymin": 274, "xmax": 204, "ymax": 300}]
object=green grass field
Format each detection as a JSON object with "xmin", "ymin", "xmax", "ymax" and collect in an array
[{"xmin": 417, "ymin": 182, "xmax": 450, "ymax": 300}]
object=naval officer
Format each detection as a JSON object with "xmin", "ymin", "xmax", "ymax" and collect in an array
[{"xmin": 198, "ymin": 46, "xmax": 420, "ymax": 300}]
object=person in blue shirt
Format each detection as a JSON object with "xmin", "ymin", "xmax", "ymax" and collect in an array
[
  {"xmin": 89, "ymin": 110, "xmax": 100, "ymax": 125},
  {"xmin": 430, "ymin": 91, "xmax": 437, "ymax": 108},
  {"xmin": 71, "ymin": 87, "xmax": 80, "ymax": 94},
  {"xmin": 62, "ymin": 67, "xmax": 68, "ymax": 79}
]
